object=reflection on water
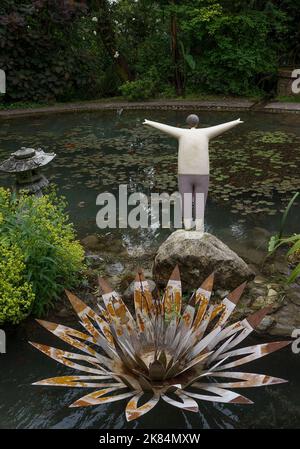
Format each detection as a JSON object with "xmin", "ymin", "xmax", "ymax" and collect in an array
[
  {"xmin": 0, "ymin": 110, "xmax": 300, "ymax": 245},
  {"xmin": 0, "ymin": 110, "xmax": 300, "ymax": 428},
  {"xmin": 1, "ymin": 327, "xmax": 299, "ymax": 429}
]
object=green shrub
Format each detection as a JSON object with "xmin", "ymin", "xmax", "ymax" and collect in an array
[
  {"xmin": 186, "ymin": 9, "xmax": 287, "ymax": 96},
  {"xmin": 0, "ymin": 1, "xmax": 97, "ymax": 102},
  {"xmin": 119, "ymin": 78, "xmax": 156, "ymax": 101},
  {"xmin": 0, "ymin": 241, "xmax": 35, "ymax": 325},
  {"xmin": 0, "ymin": 188, "xmax": 85, "ymax": 320}
]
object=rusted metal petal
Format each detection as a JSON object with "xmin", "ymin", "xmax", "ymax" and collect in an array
[
  {"xmin": 197, "ymin": 273, "xmax": 215, "ymax": 300},
  {"xmin": 206, "ymin": 321, "xmax": 244, "ymax": 351},
  {"xmin": 193, "ymin": 273, "xmax": 214, "ymax": 329},
  {"xmin": 65, "ymin": 290, "xmax": 113, "ymax": 345},
  {"xmin": 175, "ymin": 351, "xmax": 213, "ymax": 377},
  {"xmin": 208, "ymin": 371, "xmax": 288, "ymax": 388},
  {"xmin": 245, "ymin": 306, "xmax": 272, "ymax": 329},
  {"xmin": 134, "ymin": 270, "xmax": 154, "ymax": 333},
  {"xmin": 99, "ymin": 277, "xmax": 136, "ymax": 329},
  {"xmin": 36, "ymin": 320, "xmax": 98, "ymax": 357},
  {"xmin": 158, "ymin": 350, "xmax": 167, "ymax": 368},
  {"xmin": 179, "ymin": 305, "xmax": 195, "ymax": 331},
  {"xmin": 33, "ymin": 376, "xmax": 122, "ymax": 388},
  {"xmin": 227, "ymin": 282, "xmax": 247, "ymax": 305},
  {"xmin": 162, "ymin": 390, "xmax": 199, "ymax": 412},
  {"xmin": 215, "ymin": 341, "xmax": 291, "ymax": 371},
  {"xmin": 29, "ymin": 342, "xmax": 109, "ymax": 374},
  {"xmin": 184, "ymin": 385, "xmax": 253, "ymax": 404},
  {"xmin": 126, "ymin": 392, "xmax": 159, "ymax": 421},
  {"xmin": 164, "ymin": 265, "xmax": 182, "ymax": 320},
  {"xmin": 207, "ymin": 333, "xmax": 237, "ymax": 363},
  {"xmin": 69, "ymin": 387, "xmax": 134, "ymax": 407},
  {"xmin": 189, "ymin": 326, "xmax": 221, "ymax": 359}
]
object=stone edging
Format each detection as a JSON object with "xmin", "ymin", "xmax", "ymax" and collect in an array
[{"xmin": 1, "ymin": 99, "xmax": 300, "ymax": 119}]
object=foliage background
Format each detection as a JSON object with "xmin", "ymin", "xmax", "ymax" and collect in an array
[{"xmin": 0, "ymin": 0, "xmax": 299, "ymax": 102}]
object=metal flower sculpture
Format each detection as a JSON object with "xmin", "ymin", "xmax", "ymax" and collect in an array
[{"xmin": 30, "ymin": 267, "xmax": 290, "ymax": 421}]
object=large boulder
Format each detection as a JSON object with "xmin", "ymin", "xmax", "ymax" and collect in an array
[{"xmin": 153, "ymin": 230, "xmax": 254, "ymax": 291}]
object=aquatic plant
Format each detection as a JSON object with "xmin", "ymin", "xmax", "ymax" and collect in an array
[
  {"xmin": 268, "ymin": 192, "xmax": 300, "ymax": 284},
  {"xmin": 0, "ymin": 188, "xmax": 85, "ymax": 318},
  {"xmin": 30, "ymin": 267, "xmax": 290, "ymax": 421},
  {"xmin": 269, "ymin": 192, "xmax": 299, "ymax": 245}
]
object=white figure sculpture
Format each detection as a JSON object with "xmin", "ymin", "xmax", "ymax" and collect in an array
[{"xmin": 144, "ymin": 114, "xmax": 243, "ymax": 234}]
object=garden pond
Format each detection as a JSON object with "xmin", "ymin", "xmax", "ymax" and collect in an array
[{"xmin": 0, "ymin": 109, "xmax": 300, "ymax": 428}]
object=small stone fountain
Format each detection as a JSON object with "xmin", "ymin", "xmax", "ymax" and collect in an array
[{"xmin": 0, "ymin": 147, "xmax": 56, "ymax": 195}]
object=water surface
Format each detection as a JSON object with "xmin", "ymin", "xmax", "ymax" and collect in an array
[{"xmin": 0, "ymin": 110, "xmax": 299, "ymax": 429}]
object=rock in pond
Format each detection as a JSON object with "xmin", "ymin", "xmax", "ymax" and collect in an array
[
  {"xmin": 81, "ymin": 234, "xmax": 102, "ymax": 252},
  {"xmin": 85, "ymin": 253, "xmax": 104, "ymax": 267},
  {"xmin": 269, "ymin": 287, "xmax": 300, "ymax": 337},
  {"xmin": 106, "ymin": 262, "xmax": 125, "ymax": 276},
  {"xmin": 153, "ymin": 230, "xmax": 254, "ymax": 291}
]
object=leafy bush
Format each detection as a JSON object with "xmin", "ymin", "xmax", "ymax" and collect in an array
[
  {"xmin": 119, "ymin": 78, "xmax": 156, "ymax": 101},
  {"xmin": 0, "ymin": 0, "xmax": 97, "ymax": 102},
  {"xmin": 0, "ymin": 241, "xmax": 35, "ymax": 325},
  {"xmin": 184, "ymin": 8, "xmax": 287, "ymax": 96},
  {"xmin": 0, "ymin": 1, "xmax": 297, "ymax": 102},
  {"xmin": 0, "ymin": 188, "xmax": 85, "ymax": 320}
]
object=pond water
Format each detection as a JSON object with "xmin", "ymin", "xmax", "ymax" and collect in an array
[{"xmin": 0, "ymin": 109, "xmax": 300, "ymax": 429}]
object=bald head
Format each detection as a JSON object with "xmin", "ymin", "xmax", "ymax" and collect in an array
[{"xmin": 186, "ymin": 114, "xmax": 199, "ymax": 128}]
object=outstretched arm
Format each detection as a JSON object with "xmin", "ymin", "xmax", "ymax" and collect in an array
[
  {"xmin": 204, "ymin": 118, "xmax": 243, "ymax": 139},
  {"xmin": 143, "ymin": 119, "xmax": 183, "ymax": 139}
]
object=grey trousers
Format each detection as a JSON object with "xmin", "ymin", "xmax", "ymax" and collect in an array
[{"xmin": 178, "ymin": 174, "xmax": 209, "ymax": 220}]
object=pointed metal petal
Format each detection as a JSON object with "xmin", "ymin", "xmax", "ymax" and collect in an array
[
  {"xmin": 69, "ymin": 387, "xmax": 134, "ymax": 407},
  {"xmin": 185, "ymin": 385, "xmax": 253, "ymax": 404},
  {"xmin": 99, "ymin": 277, "xmax": 136, "ymax": 330},
  {"xmin": 33, "ymin": 376, "xmax": 122, "ymax": 388},
  {"xmin": 210, "ymin": 281, "xmax": 247, "ymax": 329},
  {"xmin": 211, "ymin": 307, "xmax": 274, "ymax": 357},
  {"xmin": 36, "ymin": 320, "xmax": 98, "ymax": 357},
  {"xmin": 199, "ymin": 272, "xmax": 215, "ymax": 296},
  {"xmin": 215, "ymin": 341, "xmax": 291, "ymax": 371},
  {"xmin": 98, "ymin": 277, "xmax": 113, "ymax": 295},
  {"xmin": 126, "ymin": 392, "xmax": 159, "ymax": 421},
  {"xmin": 163, "ymin": 265, "xmax": 182, "ymax": 319},
  {"xmin": 29, "ymin": 342, "xmax": 110, "ymax": 374},
  {"xmin": 193, "ymin": 273, "xmax": 214, "ymax": 328},
  {"xmin": 170, "ymin": 265, "xmax": 181, "ymax": 282},
  {"xmin": 246, "ymin": 306, "xmax": 272, "ymax": 329},
  {"xmin": 208, "ymin": 371, "xmax": 288, "ymax": 388},
  {"xmin": 228, "ymin": 282, "xmax": 247, "ymax": 304},
  {"xmin": 162, "ymin": 390, "xmax": 199, "ymax": 412},
  {"xmin": 65, "ymin": 290, "xmax": 113, "ymax": 345},
  {"xmin": 189, "ymin": 326, "xmax": 221, "ymax": 359}
]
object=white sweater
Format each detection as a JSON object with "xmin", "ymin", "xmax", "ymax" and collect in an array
[{"xmin": 144, "ymin": 119, "xmax": 242, "ymax": 175}]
